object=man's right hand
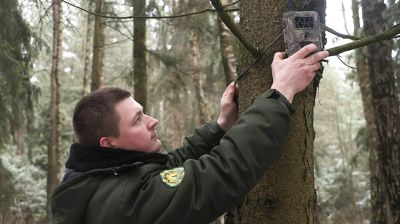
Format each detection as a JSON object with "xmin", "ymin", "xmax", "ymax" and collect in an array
[{"xmin": 270, "ymin": 44, "xmax": 329, "ymax": 103}]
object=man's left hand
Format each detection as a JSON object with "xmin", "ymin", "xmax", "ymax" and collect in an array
[{"xmin": 217, "ymin": 82, "xmax": 239, "ymax": 131}]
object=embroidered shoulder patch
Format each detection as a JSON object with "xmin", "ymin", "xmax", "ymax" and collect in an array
[{"xmin": 160, "ymin": 167, "xmax": 185, "ymax": 187}]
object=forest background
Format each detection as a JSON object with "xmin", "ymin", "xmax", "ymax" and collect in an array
[{"xmin": 0, "ymin": 0, "xmax": 399, "ymax": 223}]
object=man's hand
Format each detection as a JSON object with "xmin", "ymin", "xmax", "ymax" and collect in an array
[
  {"xmin": 217, "ymin": 82, "xmax": 239, "ymax": 131},
  {"xmin": 270, "ymin": 44, "xmax": 329, "ymax": 103}
]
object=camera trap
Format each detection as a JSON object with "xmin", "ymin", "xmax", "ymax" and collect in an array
[{"xmin": 283, "ymin": 11, "xmax": 323, "ymax": 56}]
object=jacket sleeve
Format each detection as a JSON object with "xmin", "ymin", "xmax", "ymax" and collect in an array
[
  {"xmin": 125, "ymin": 93, "xmax": 292, "ymax": 224},
  {"xmin": 167, "ymin": 121, "xmax": 225, "ymax": 166}
]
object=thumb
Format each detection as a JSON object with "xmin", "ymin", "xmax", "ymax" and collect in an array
[
  {"xmin": 226, "ymin": 82, "xmax": 236, "ymax": 99},
  {"xmin": 273, "ymin": 52, "xmax": 286, "ymax": 61}
]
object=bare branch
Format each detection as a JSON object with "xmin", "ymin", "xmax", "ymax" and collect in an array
[
  {"xmin": 225, "ymin": 0, "xmax": 241, "ymax": 7},
  {"xmin": 61, "ymin": 0, "xmax": 238, "ymax": 20},
  {"xmin": 33, "ymin": 2, "xmax": 53, "ymax": 32},
  {"xmin": 210, "ymin": 0, "xmax": 260, "ymax": 57},
  {"xmin": 321, "ymin": 24, "xmax": 360, "ymax": 40},
  {"xmin": 326, "ymin": 24, "xmax": 400, "ymax": 56}
]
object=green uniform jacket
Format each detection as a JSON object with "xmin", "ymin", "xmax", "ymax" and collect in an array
[{"xmin": 51, "ymin": 90, "xmax": 292, "ymax": 224}]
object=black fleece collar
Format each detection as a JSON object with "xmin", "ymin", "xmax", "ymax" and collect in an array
[{"xmin": 66, "ymin": 143, "xmax": 168, "ymax": 172}]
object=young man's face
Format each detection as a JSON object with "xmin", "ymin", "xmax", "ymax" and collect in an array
[{"xmin": 109, "ymin": 97, "xmax": 161, "ymax": 152}]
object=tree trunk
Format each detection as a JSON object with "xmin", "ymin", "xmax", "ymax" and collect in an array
[
  {"xmin": 218, "ymin": 0, "xmax": 237, "ymax": 85},
  {"xmin": 10, "ymin": 124, "xmax": 22, "ymax": 155},
  {"xmin": 351, "ymin": 1, "xmax": 383, "ymax": 223},
  {"xmin": 133, "ymin": 0, "xmax": 147, "ymax": 111},
  {"xmin": 82, "ymin": 0, "xmax": 94, "ymax": 96},
  {"xmin": 362, "ymin": 1, "xmax": 400, "ymax": 223},
  {"xmin": 190, "ymin": 29, "xmax": 208, "ymax": 125},
  {"xmin": 229, "ymin": 1, "xmax": 326, "ymax": 223},
  {"xmin": 91, "ymin": 0, "xmax": 105, "ymax": 92},
  {"xmin": 46, "ymin": 0, "xmax": 62, "ymax": 221}
]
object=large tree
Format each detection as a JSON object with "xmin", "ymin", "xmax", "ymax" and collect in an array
[
  {"xmin": 0, "ymin": 0, "xmax": 37, "ymax": 151},
  {"xmin": 46, "ymin": 0, "xmax": 63, "ymax": 221},
  {"xmin": 361, "ymin": 0, "xmax": 400, "ymax": 223},
  {"xmin": 230, "ymin": 1, "xmax": 326, "ymax": 223}
]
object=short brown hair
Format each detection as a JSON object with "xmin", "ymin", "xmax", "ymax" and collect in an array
[{"xmin": 72, "ymin": 87, "xmax": 131, "ymax": 145}]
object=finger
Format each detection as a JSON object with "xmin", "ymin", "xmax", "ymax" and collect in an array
[
  {"xmin": 312, "ymin": 63, "xmax": 321, "ymax": 71},
  {"xmin": 273, "ymin": 52, "xmax": 286, "ymax": 61},
  {"xmin": 291, "ymin": 44, "xmax": 318, "ymax": 60},
  {"xmin": 223, "ymin": 82, "xmax": 233, "ymax": 94},
  {"xmin": 305, "ymin": 50, "xmax": 329, "ymax": 65}
]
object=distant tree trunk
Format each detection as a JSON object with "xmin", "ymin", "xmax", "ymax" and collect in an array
[
  {"xmin": 190, "ymin": 29, "xmax": 208, "ymax": 125},
  {"xmin": 10, "ymin": 124, "xmax": 22, "ymax": 155},
  {"xmin": 46, "ymin": 0, "xmax": 62, "ymax": 221},
  {"xmin": 229, "ymin": 1, "xmax": 326, "ymax": 223},
  {"xmin": 82, "ymin": 0, "xmax": 94, "ymax": 96},
  {"xmin": 133, "ymin": 0, "xmax": 147, "ymax": 111},
  {"xmin": 362, "ymin": 0, "xmax": 400, "ymax": 223},
  {"xmin": 352, "ymin": 1, "xmax": 383, "ymax": 223},
  {"xmin": 218, "ymin": 0, "xmax": 237, "ymax": 85},
  {"xmin": 91, "ymin": 0, "xmax": 105, "ymax": 92}
]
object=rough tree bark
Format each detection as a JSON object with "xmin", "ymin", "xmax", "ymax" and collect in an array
[
  {"xmin": 229, "ymin": 1, "xmax": 326, "ymax": 223},
  {"xmin": 362, "ymin": 0, "xmax": 400, "ymax": 223},
  {"xmin": 133, "ymin": 0, "xmax": 147, "ymax": 112},
  {"xmin": 46, "ymin": 0, "xmax": 62, "ymax": 221},
  {"xmin": 91, "ymin": 0, "xmax": 105, "ymax": 92}
]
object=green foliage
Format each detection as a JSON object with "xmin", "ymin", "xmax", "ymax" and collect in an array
[
  {"xmin": 0, "ymin": 146, "xmax": 46, "ymax": 223},
  {"xmin": 0, "ymin": 0, "xmax": 39, "ymax": 145},
  {"xmin": 0, "ymin": 159, "xmax": 15, "ymax": 223}
]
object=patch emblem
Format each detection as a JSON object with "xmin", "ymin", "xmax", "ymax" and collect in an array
[{"xmin": 160, "ymin": 167, "xmax": 185, "ymax": 187}]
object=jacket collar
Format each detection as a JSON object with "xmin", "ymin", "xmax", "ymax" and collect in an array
[{"xmin": 65, "ymin": 143, "xmax": 168, "ymax": 172}]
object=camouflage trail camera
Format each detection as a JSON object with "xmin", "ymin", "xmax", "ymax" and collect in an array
[{"xmin": 283, "ymin": 11, "xmax": 323, "ymax": 56}]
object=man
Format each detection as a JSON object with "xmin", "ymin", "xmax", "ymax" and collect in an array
[{"xmin": 51, "ymin": 44, "xmax": 329, "ymax": 224}]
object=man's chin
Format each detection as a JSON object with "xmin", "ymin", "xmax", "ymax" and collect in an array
[{"xmin": 151, "ymin": 140, "xmax": 162, "ymax": 153}]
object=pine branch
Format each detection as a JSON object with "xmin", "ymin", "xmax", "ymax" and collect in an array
[
  {"xmin": 326, "ymin": 24, "xmax": 400, "ymax": 56},
  {"xmin": 210, "ymin": 0, "xmax": 260, "ymax": 57}
]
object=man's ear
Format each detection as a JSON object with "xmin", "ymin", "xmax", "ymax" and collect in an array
[{"xmin": 99, "ymin": 137, "xmax": 114, "ymax": 148}]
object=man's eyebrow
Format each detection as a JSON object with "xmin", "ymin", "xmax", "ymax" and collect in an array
[{"xmin": 131, "ymin": 107, "xmax": 143, "ymax": 123}]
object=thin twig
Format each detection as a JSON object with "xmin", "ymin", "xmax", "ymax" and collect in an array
[
  {"xmin": 326, "ymin": 24, "xmax": 400, "ymax": 56},
  {"xmin": 104, "ymin": 38, "xmax": 131, "ymax": 48},
  {"xmin": 321, "ymin": 24, "xmax": 360, "ymax": 40},
  {"xmin": 210, "ymin": 0, "xmax": 259, "ymax": 57},
  {"xmin": 33, "ymin": 1, "xmax": 53, "ymax": 32},
  {"xmin": 337, "ymin": 55, "xmax": 357, "ymax": 69},
  {"xmin": 225, "ymin": 0, "xmax": 241, "ymax": 7},
  {"xmin": 104, "ymin": 23, "xmax": 133, "ymax": 40},
  {"xmin": 61, "ymin": 0, "xmax": 238, "ymax": 20},
  {"xmin": 235, "ymin": 32, "xmax": 284, "ymax": 83}
]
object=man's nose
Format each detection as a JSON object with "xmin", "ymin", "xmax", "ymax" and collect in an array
[{"xmin": 145, "ymin": 114, "xmax": 158, "ymax": 128}]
